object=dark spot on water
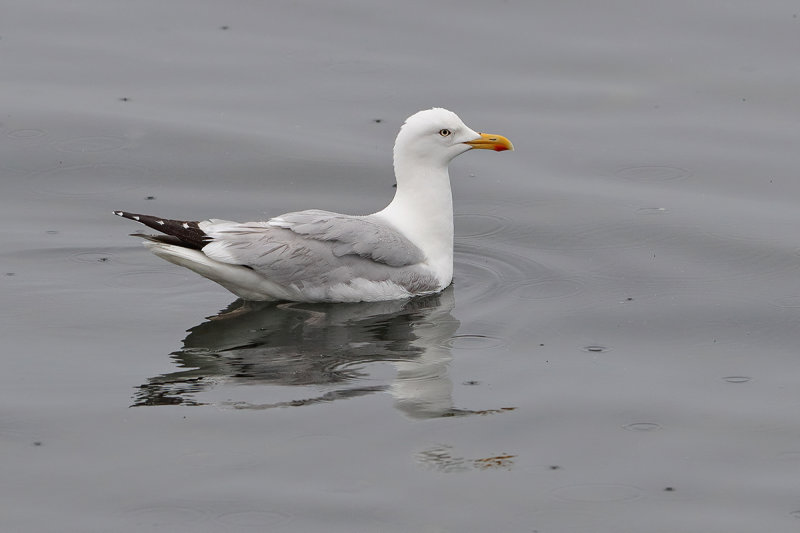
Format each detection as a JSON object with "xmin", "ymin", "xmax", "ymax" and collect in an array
[
  {"xmin": 373, "ymin": 118, "xmax": 382, "ymax": 123},
  {"xmin": 583, "ymin": 345, "xmax": 608, "ymax": 353},
  {"xmin": 5, "ymin": 272, "xmax": 15, "ymax": 276},
  {"xmin": 549, "ymin": 465, "xmax": 561, "ymax": 470},
  {"xmin": 626, "ymin": 297, "xmax": 634, "ymax": 301},
  {"xmin": 119, "ymin": 97, "xmax": 130, "ymax": 102},
  {"xmin": 463, "ymin": 380, "xmax": 480, "ymax": 386},
  {"xmin": 46, "ymin": 230, "xmax": 59, "ymax": 235},
  {"xmin": 741, "ymin": 98, "xmax": 747, "ymax": 102},
  {"xmin": 539, "ymin": 343, "xmax": 544, "ymax": 346},
  {"xmin": 623, "ymin": 422, "xmax": 662, "ymax": 432},
  {"xmin": 220, "ymin": 25, "xmax": 230, "ymax": 30},
  {"xmin": 145, "ymin": 195, "xmax": 156, "ymax": 200},
  {"xmin": 98, "ymin": 257, "xmax": 110, "ymax": 263},
  {"xmin": 723, "ymin": 376, "xmax": 751, "ymax": 383},
  {"xmin": 664, "ymin": 486, "xmax": 675, "ymax": 492},
  {"xmin": 392, "ymin": 183, "xmax": 397, "ymax": 188},
  {"xmin": 33, "ymin": 441, "xmax": 42, "ymax": 446}
]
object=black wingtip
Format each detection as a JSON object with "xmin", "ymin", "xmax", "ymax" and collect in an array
[
  {"xmin": 114, "ymin": 210, "xmax": 208, "ymax": 250},
  {"xmin": 114, "ymin": 210, "xmax": 141, "ymax": 221}
]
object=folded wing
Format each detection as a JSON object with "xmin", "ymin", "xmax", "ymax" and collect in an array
[{"xmin": 199, "ymin": 210, "xmax": 427, "ymax": 288}]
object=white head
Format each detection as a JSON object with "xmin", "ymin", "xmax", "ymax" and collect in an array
[{"xmin": 393, "ymin": 108, "xmax": 513, "ymax": 169}]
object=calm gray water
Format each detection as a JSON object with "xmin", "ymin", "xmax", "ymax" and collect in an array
[{"xmin": 3, "ymin": 1, "xmax": 800, "ymax": 531}]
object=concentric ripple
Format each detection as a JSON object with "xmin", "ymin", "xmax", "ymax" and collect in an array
[
  {"xmin": 454, "ymin": 213, "xmax": 510, "ymax": 238},
  {"xmin": 615, "ymin": 165, "xmax": 691, "ymax": 182},
  {"xmin": 7, "ymin": 128, "xmax": 47, "ymax": 142},
  {"xmin": 512, "ymin": 278, "xmax": 585, "ymax": 300},
  {"xmin": 444, "ymin": 334, "xmax": 506, "ymax": 350},
  {"xmin": 453, "ymin": 242, "xmax": 552, "ymax": 304}
]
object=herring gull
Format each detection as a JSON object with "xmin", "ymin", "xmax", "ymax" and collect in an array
[{"xmin": 114, "ymin": 108, "xmax": 513, "ymax": 302}]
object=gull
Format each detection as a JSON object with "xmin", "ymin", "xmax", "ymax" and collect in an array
[{"xmin": 115, "ymin": 108, "xmax": 512, "ymax": 302}]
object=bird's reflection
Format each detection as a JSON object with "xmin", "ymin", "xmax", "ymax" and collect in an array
[{"xmin": 134, "ymin": 286, "xmax": 501, "ymax": 418}]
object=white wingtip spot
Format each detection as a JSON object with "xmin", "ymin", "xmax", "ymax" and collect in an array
[
  {"xmin": 113, "ymin": 211, "xmax": 123, "ymax": 216},
  {"xmin": 157, "ymin": 220, "xmax": 165, "ymax": 225},
  {"xmin": 133, "ymin": 216, "xmax": 140, "ymax": 221},
  {"xmin": 182, "ymin": 223, "xmax": 190, "ymax": 229}
]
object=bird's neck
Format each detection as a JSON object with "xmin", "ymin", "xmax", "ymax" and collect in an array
[{"xmin": 376, "ymin": 157, "xmax": 454, "ymax": 284}]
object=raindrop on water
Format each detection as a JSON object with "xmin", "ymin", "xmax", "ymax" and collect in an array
[
  {"xmin": 722, "ymin": 376, "xmax": 752, "ymax": 384},
  {"xmin": 582, "ymin": 345, "xmax": 609, "ymax": 353}
]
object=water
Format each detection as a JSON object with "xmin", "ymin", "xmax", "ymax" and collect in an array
[{"xmin": 3, "ymin": 1, "xmax": 800, "ymax": 531}]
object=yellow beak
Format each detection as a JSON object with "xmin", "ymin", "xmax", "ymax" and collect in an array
[{"xmin": 464, "ymin": 132, "xmax": 514, "ymax": 152}]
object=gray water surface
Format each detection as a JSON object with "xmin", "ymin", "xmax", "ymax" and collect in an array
[{"xmin": 3, "ymin": 1, "xmax": 800, "ymax": 532}]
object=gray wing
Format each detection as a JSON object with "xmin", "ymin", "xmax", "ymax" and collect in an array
[
  {"xmin": 268, "ymin": 210, "xmax": 424, "ymax": 267},
  {"xmin": 199, "ymin": 210, "xmax": 429, "ymax": 288}
]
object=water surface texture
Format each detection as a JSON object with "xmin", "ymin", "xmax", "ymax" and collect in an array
[{"xmin": 3, "ymin": 1, "xmax": 800, "ymax": 532}]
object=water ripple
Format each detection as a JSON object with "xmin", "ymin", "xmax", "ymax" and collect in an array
[
  {"xmin": 453, "ymin": 242, "xmax": 552, "ymax": 304},
  {"xmin": 27, "ymin": 163, "xmax": 151, "ymax": 197},
  {"xmin": 552, "ymin": 483, "xmax": 643, "ymax": 502}
]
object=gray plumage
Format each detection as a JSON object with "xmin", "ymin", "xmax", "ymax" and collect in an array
[
  {"xmin": 199, "ymin": 212, "xmax": 438, "ymax": 293},
  {"xmin": 114, "ymin": 108, "xmax": 512, "ymax": 302}
]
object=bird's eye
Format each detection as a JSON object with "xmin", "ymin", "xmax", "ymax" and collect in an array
[{"xmin": 439, "ymin": 129, "xmax": 452, "ymax": 137}]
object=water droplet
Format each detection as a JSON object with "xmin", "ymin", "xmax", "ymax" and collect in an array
[
  {"xmin": 583, "ymin": 345, "xmax": 609, "ymax": 353},
  {"xmin": 71, "ymin": 252, "xmax": 114, "ymax": 264},
  {"xmin": 623, "ymin": 422, "xmax": 662, "ymax": 432},
  {"xmin": 723, "ymin": 376, "xmax": 751, "ymax": 383}
]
